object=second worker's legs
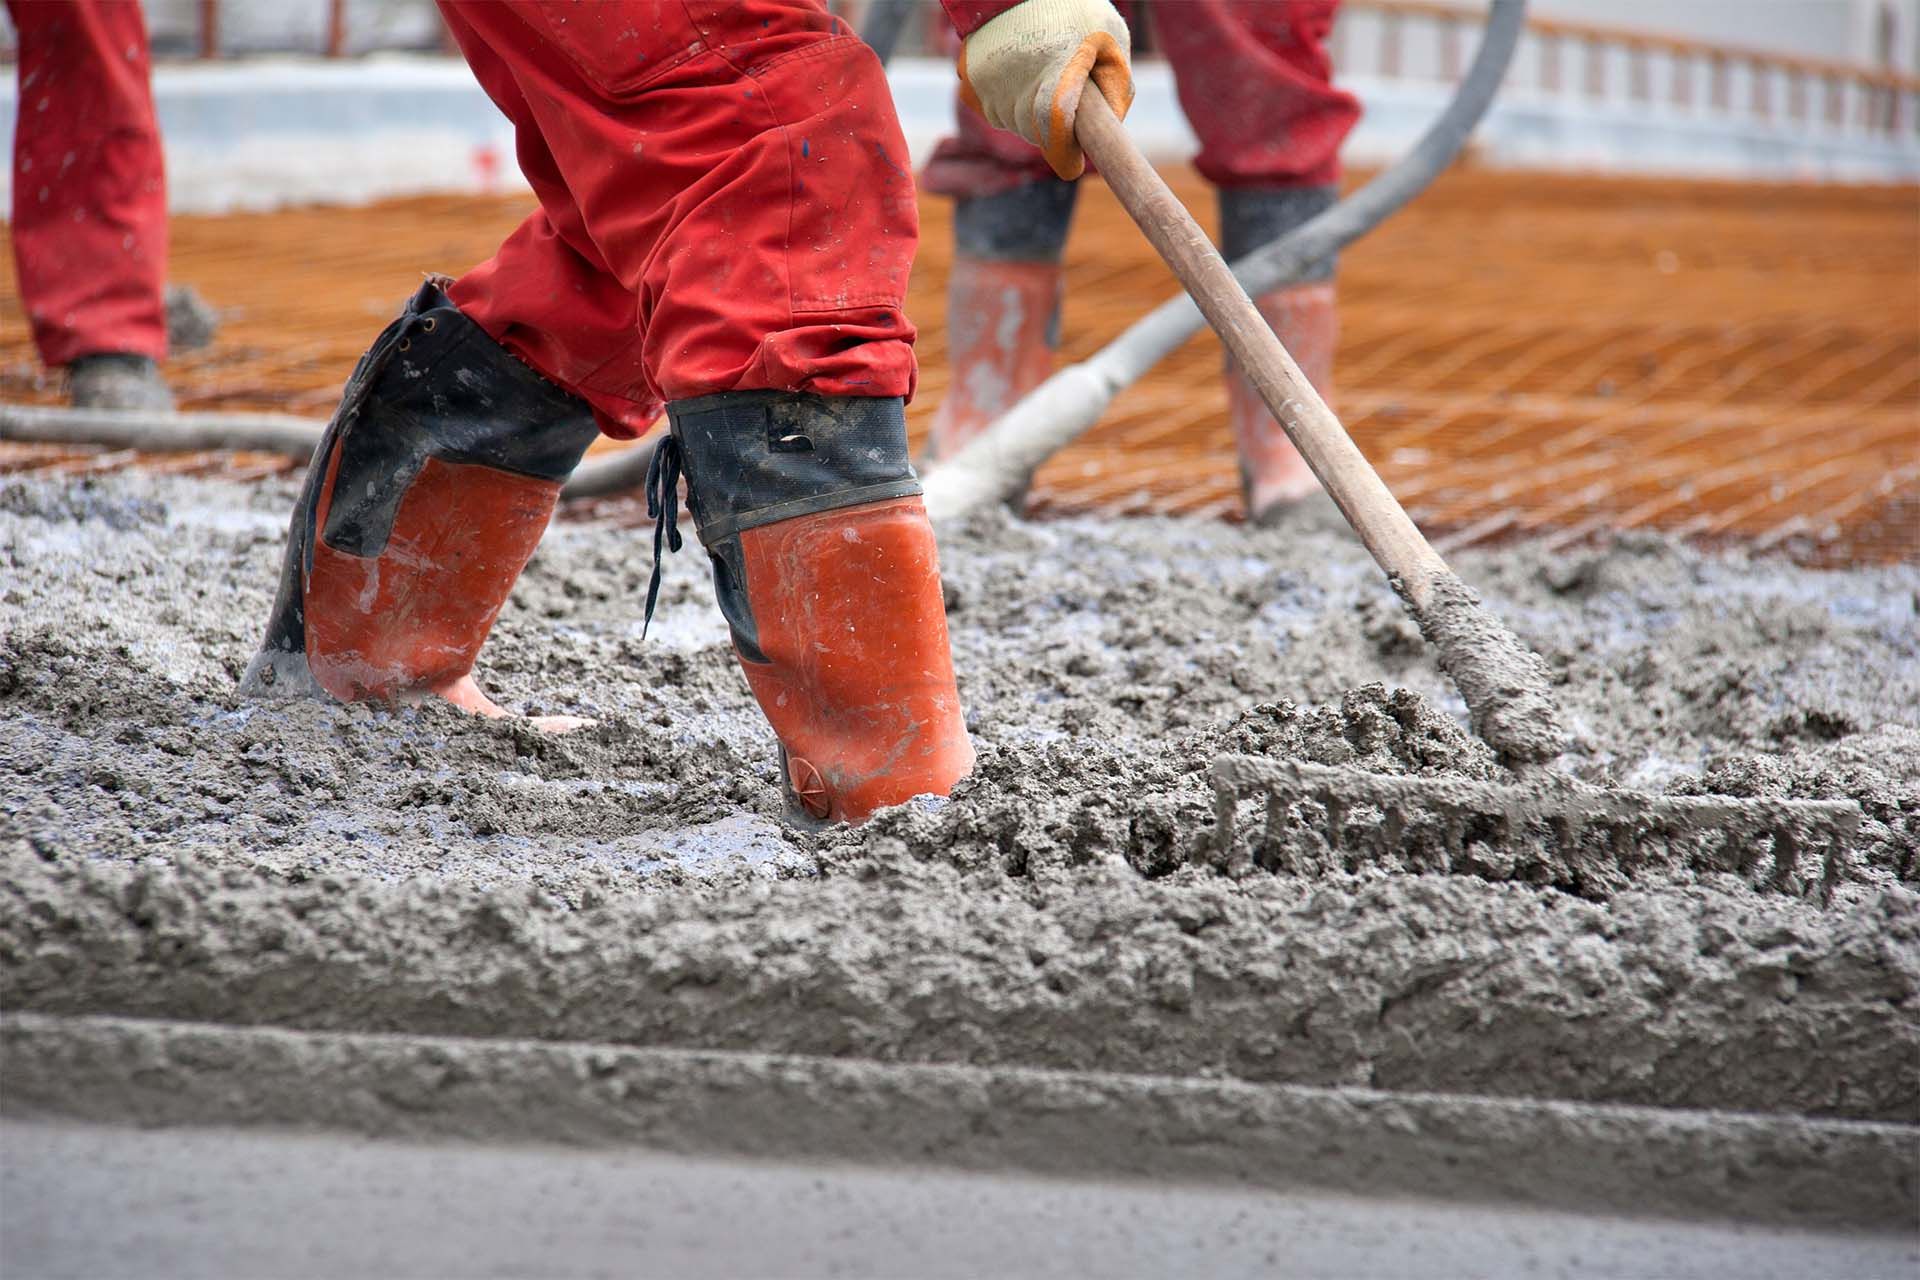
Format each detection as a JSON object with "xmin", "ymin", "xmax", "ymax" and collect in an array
[
  {"xmin": 5, "ymin": 0, "xmax": 172, "ymax": 409},
  {"xmin": 1159, "ymin": 0, "xmax": 1359, "ymax": 521},
  {"xmin": 921, "ymin": 18, "xmax": 1086, "ymax": 474},
  {"xmin": 926, "ymin": 178, "xmax": 1077, "ymax": 466}
]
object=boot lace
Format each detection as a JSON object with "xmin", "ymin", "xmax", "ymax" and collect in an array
[{"xmin": 642, "ymin": 435, "xmax": 683, "ymax": 640}]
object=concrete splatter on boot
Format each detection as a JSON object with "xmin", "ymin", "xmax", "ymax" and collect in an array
[
  {"xmin": 1221, "ymin": 186, "xmax": 1341, "ymax": 525},
  {"xmin": 656, "ymin": 391, "xmax": 974, "ymax": 825},
  {"xmin": 927, "ymin": 179, "xmax": 1078, "ymax": 470},
  {"xmin": 239, "ymin": 280, "xmax": 598, "ymax": 731},
  {"xmin": 67, "ymin": 353, "xmax": 174, "ymax": 412}
]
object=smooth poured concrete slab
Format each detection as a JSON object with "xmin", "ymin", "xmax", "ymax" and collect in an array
[
  {"xmin": 4, "ymin": 1120, "xmax": 1915, "ymax": 1280},
  {"xmin": 7, "ymin": 1014, "xmax": 1916, "ymax": 1233}
]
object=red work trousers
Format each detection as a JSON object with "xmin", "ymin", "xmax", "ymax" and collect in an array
[
  {"xmin": 923, "ymin": 0, "xmax": 1360, "ymax": 198},
  {"xmin": 438, "ymin": 1, "xmax": 919, "ymax": 439},
  {"xmin": 5, "ymin": 0, "xmax": 168, "ymax": 367}
]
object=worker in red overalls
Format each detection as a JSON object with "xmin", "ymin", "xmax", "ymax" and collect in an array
[
  {"xmin": 6, "ymin": 0, "xmax": 173, "ymax": 409},
  {"xmin": 244, "ymin": 0, "xmax": 1146, "ymax": 825},
  {"xmin": 927, "ymin": 0, "xmax": 1360, "ymax": 523}
]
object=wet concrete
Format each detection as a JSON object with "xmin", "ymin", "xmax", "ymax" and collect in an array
[
  {"xmin": 1404, "ymin": 568, "xmax": 1568, "ymax": 766},
  {"xmin": 1, "ymin": 471, "xmax": 1916, "ymax": 1130}
]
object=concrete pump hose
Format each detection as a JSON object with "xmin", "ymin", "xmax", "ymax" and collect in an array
[
  {"xmin": 923, "ymin": 0, "xmax": 1529, "ymax": 519},
  {"xmin": 0, "ymin": 403, "xmax": 323, "ymax": 457},
  {"xmin": 560, "ymin": 436, "xmax": 660, "ymax": 501},
  {"xmin": 859, "ymin": 0, "xmax": 916, "ymax": 66},
  {"xmin": 0, "ymin": 399, "xmax": 655, "ymax": 505}
]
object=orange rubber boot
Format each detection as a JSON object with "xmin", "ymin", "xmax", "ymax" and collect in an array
[
  {"xmin": 240, "ymin": 281, "xmax": 598, "ymax": 712},
  {"xmin": 1227, "ymin": 280, "xmax": 1339, "ymax": 523},
  {"xmin": 1220, "ymin": 185, "xmax": 1342, "ymax": 525},
  {"xmin": 657, "ymin": 391, "xmax": 974, "ymax": 824},
  {"xmin": 927, "ymin": 254, "xmax": 1065, "ymax": 461},
  {"xmin": 734, "ymin": 495, "xmax": 973, "ymax": 821}
]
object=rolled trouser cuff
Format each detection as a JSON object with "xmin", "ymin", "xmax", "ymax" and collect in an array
[
  {"xmin": 953, "ymin": 179, "xmax": 1081, "ymax": 262},
  {"xmin": 1219, "ymin": 185, "xmax": 1341, "ymax": 281},
  {"xmin": 666, "ymin": 392, "xmax": 921, "ymax": 547}
]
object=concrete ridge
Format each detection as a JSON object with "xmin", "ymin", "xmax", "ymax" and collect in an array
[{"xmin": 4, "ymin": 1012, "xmax": 1914, "ymax": 1231}]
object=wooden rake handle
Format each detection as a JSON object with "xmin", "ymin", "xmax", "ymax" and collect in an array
[
  {"xmin": 1073, "ymin": 92, "xmax": 1451, "ymax": 607},
  {"xmin": 1074, "ymin": 93, "xmax": 1568, "ymax": 767}
]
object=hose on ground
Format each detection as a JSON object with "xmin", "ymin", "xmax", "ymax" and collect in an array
[
  {"xmin": 0, "ymin": 403, "xmax": 323, "ymax": 457},
  {"xmin": 0, "ymin": 401, "xmax": 656, "ymax": 504}
]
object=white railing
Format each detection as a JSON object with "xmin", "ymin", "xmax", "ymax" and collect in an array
[
  {"xmin": 7, "ymin": 0, "xmax": 1913, "ymax": 145},
  {"xmin": 1333, "ymin": 1, "xmax": 1918, "ymax": 141}
]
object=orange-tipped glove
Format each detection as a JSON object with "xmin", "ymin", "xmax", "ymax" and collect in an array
[{"xmin": 958, "ymin": 0, "xmax": 1133, "ymax": 180}]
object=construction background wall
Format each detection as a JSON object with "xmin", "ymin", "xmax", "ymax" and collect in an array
[
  {"xmin": 5, "ymin": 2, "xmax": 1918, "ymax": 210},
  {"xmin": 96, "ymin": 0, "xmax": 1920, "ymax": 74}
]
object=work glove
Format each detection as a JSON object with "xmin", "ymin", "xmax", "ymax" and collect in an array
[{"xmin": 959, "ymin": 0, "xmax": 1133, "ymax": 181}]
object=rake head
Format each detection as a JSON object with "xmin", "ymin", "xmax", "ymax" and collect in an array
[{"xmin": 1206, "ymin": 756, "xmax": 1863, "ymax": 902}]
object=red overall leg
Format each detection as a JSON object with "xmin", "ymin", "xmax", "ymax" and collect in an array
[
  {"xmin": 1156, "ymin": 0, "xmax": 1359, "ymax": 192},
  {"xmin": 1160, "ymin": 0, "xmax": 1358, "ymax": 520},
  {"xmin": 5, "ymin": 0, "xmax": 167, "ymax": 369},
  {"xmin": 438, "ymin": 0, "xmax": 919, "ymax": 436}
]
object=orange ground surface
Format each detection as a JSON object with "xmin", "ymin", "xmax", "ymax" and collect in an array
[{"xmin": 2, "ymin": 167, "xmax": 1915, "ymax": 565}]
